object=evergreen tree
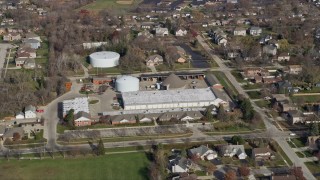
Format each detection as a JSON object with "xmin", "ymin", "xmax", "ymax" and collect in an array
[
  {"xmin": 97, "ymin": 139, "xmax": 105, "ymax": 156},
  {"xmin": 239, "ymin": 98, "xmax": 254, "ymax": 121},
  {"xmin": 310, "ymin": 123, "xmax": 320, "ymax": 136},
  {"xmin": 64, "ymin": 109, "xmax": 75, "ymax": 127}
]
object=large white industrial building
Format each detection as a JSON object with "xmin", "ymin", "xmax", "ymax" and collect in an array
[
  {"xmin": 116, "ymin": 75, "xmax": 139, "ymax": 92},
  {"xmin": 62, "ymin": 97, "xmax": 89, "ymax": 116},
  {"xmin": 89, "ymin": 51, "xmax": 120, "ymax": 68},
  {"xmin": 121, "ymin": 88, "xmax": 226, "ymax": 110}
]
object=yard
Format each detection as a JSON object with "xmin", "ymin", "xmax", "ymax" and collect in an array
[
  {"xmin": 291, "ymin": 95, "xmax": 320, "ymax": 104},
  {"xmin": 247, "ymin": 91, "xmax": 261, "ymax": 99},
  {"xmin": 242, "ymin": 83, "xmax": 263, "ymax": 90},
  {"xmin": 0, "ymin": 152, "xmax": 151, "ymax": 180},
  {"xmin": 288, "ymin": 137, "xmax": 307, "ymax": 148},
  {"xmin": 305, "ymin": 161, "xmax": 320, "ymax": 178},
  {"xmin": 254, "ymin": 100, "xmax": 270, "ymax": 108},
  {"xmin": 231, "ymin": 70, "xmax": 246, "ymax": 83}
]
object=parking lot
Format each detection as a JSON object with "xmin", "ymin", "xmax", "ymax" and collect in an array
[{"xmin": 58, "ymin": 125, "xmax": 190, "ymax": 140}]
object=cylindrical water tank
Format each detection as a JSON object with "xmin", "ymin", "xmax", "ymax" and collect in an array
[
  {"xmin": 89, "ymin": 51, "xmax": 120, "ymax": 68},
  {"xmin": 116, "ymin": 76, "xmax": 139, "ymax": 92}
]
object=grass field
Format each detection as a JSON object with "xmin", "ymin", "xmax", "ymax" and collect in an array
[
  {"xmin": 291, "ymin": 95, "xmax": 320, "ymax": 104},
  {"xmin": 254, "ymin": 100, "xmax": 270, "ymax": 108},
  {"xmin": 81, "ymin": 0, "xmax": 140, "ymax": 12},
  {"xmin": 247, "ymin": 91, "xmax": 261, "ymax": 99},
  {"xmin": 0, "ymin": 152, "xmax": 150, "ymax": 180},
  {"xmin": 305, "ymin": 161, "xmax": 320, "ymax": 178}
]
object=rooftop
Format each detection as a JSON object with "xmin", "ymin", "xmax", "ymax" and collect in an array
[
  {"xmin": 122, "ymin": 88, "xmax": 217, "ymax": 106},
  {"xmin": 63, "ymin": 97, "xmax": 89, "ymax": 115}
]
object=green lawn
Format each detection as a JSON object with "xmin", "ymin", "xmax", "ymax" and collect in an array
[
  {"xmin": 291, "ymin": 95, "xmax": 320, "ymax": 104},
  {"xmin": 88, "ymin": 67, "xmax": 122, "ymax": 75},
  {"xmin": 0, "ymin": 152, "xmax": 150, "ymax": 180},
  {"xmin": 290, "ymin": 137, "xmax": 306, "ymax": 148},
  {"xmin": 81, "ymin": 0, "xmax": 141, "ymax": 12},
  {"xmin": 242, "ymin": 83, "xmax": 263, "ymax": 90},
  {"xmin": 255, "ymin": 100, "xmax": 270, "ymax": 108},
  {"xmin": 231, "ymin": 70, "xmax": 246, "ymax": 83},
  {"xmin": 247, "ymin": 91, "xmax": 261, "ymax": 99},
  {"xmin": 305, "ymin": 161, "xmax": 320, "ymax": 177}
]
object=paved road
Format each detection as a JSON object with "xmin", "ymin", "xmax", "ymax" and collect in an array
[
  {"xmin": 0, "ymin": 44, "xmax": 12, "ymax": 78},
  {"xmin": 196, "ymin": 35, "xmax": 316, "ymax": 180}
]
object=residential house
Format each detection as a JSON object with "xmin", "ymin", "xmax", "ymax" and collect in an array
[
  {"xmin": 15, "ymin": 112, "xmax": 24, "ymax": 119},
  {"xmin": 175, "ymin": 28, "xmax": 187, "ymax": 36},
  {"xmin": 3, "ymin": 127, "xmax": 25, "ymax": 140},
  {"xmin": 288, "ymin": 110, "xmax": 305, "ymax": 124},
  {"xmin": 92, "ymin": 77, "xmax": 112, "ymax": 85},
  {"xmin": 243, "ymin": 68, "xmax": 269, "ymax": 79},
  {"xmin": 263, "ymin": 44, "xmax": 277, "ymax": 56},
  {"xmin": 74, "ymin": 111, "xmax": 91, "ymax": 127},
  {"xmin": 288, "ymin": 65, "xmax": 302, "ymax": 74},
  {"xmin": 157, "ymin": 111, "xmax": 202, "ymax": 122},
  {"xmin": 262, "ymin": 77, "xmax": 282, "ymax": 84},
  {"xmin": 110, "ymin": 114, "xmax": 136, "ymax": 125},
  {"xmin": 275, "ymin": 81, "xmax": 294, "ymax": 94},
  {"xmin": 23, "ymin": 58, "xmax": 36, "ymax": 69},
  {"xmin": 138, "ymin": 114, "xmax": 155, "ymax": 123},
  {"xmin": 145, "ymin": 54, "xmax": 163, "ymax": 66},
  {"xmin": 140, "ymin": 22, "xmax": 155, "ymax": 29},
  {"xmin": 137, "ymin": 30, "xmax": 154, "ymax": 38},
  {"xmin": 24, "ymin": 105, "xmax": 37, "ymax": 119},
  {"xmin": 176, "ymin": 46, "xmax": 186, "ymax": 56},
  {"xmin": 3, "ymin": 32, "xmax": 21, "ymax": 41},
  {"xmin": 249, "ymin": 26, "xmax": 262, "ymax": 36},
  {"xmin": 188, "ymin": 145, "xmax": 218, "ymax": 160},
  {"xmin": 307, "ymin": 136, "xmax": 320, "ymax": 150},
  {"xmin": 170, "ymin": 157, "xmax": 191, "ymax": 173},
  {"xmin": 252, "ymin": 147, "xmax": 273, "ymax": 161},
  {"xmin": 211, "ymin": 87, "xmax": 231, "ymax": 110},
  {"xmin": 233, "ymin": 27, "xmax": 247, "ymax": 36},
  {"xmin": 17, "ymin": 45, "xmax": 36, "ymax": 58},
  {"xmin": 209, "ymin": 28, "xmax": 227, "ymax": 46},
  {"xmin": 219, "ymin": 145, "xmax": 247, "ymax": 159},
  {"xmin": 25, "ymin": 32, "xmax": 41, "ymax": 42},
  {"xmin": 22, "ymin": 39, "xmax": 41, "ymax": 49},
  {"xmin": 259, "ymin": 35, "xmax": 272, "ymax": 44},
  {"xmin": 15, "ymin": 57, "xmax": 26, "ymax": 67},
  {"xmin": 279, "ymin": 103, "xmax": 298, "ymax": 112},
  {"xmin": 155, "ymin": 27, "xmax": 169, "ymax": 36},
  {"xmin": 277, "ymin": 53, "xmax": 290, "ymax": 62},
  {"xmin": 254, "ymin": 76, "xmax": 263, "ymax": 83}
]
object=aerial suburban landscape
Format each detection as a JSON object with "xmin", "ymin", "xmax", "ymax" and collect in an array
[{"xmin": 0, "ymin": 0, "xmax": 320, "ymax": 179}]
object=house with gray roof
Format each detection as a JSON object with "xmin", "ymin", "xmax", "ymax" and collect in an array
[
  {"xmin": 24, "ymin": 105, "xmax": 36, "ymax": 119},
  {"xmin": 25, "ymin": 32, "xmax": 41, "ymax": 42},
  {"xmin": 145, "ymin": 54, "xmax": 163, "ymax": 67},
  {"xmin": 263, "ymin": 44, "xmax": 277, "ymax": 56},
  {"xmin": 110, "ymin": 114, "xmax": 137, "ymax": 125},
  {"xmin": 162, "ymin": 73, "xmax": 186, "ymax": 90},
  {"xmin": 249, "ymin": 26, "xmax": 262, "ymax": 36},
  {"xmin": 188, "ymin": 145, "xmax": 217, "ymax": 160},
  {"xmin": 23, "ymin": 39, "xmax": 40, "ymax": 49},
  {"xmin": 23, "ymin": 58, "xmax": 36, "ymax": 69},
  {"xmin": 155, "ymin": 27, "xmax": 169, "ymax": 36},
  {"xmin": 219, "ymin": 145, "xmax": 247, "ymax": 159},
  {"xmin": 170, "ymin": 157, "xmax": 191, "ymax": 173},
  {"xmin": 3, "ymin": 127, "xmax": 25, "ymax": 140}
]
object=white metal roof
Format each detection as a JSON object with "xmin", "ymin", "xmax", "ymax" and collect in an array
[
  {"xmin": 122, "ymin": 88, "xmax": 217, "ymax": 106},
  {"xmin": 63, "ymin": 97, "xmax": 89, "ymax": 114},
  {"xmin": 90, "ymin": 51, "xmax": 120, "ymax": 60}
]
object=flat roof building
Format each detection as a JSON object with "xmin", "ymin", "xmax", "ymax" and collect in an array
[
  {"xmin": 122, "ymin": 88, "xmax": 224, "ymax": 110},
  {"xmin": 62, "ymin": 97, "xmax": 89, "ymax": 116}
]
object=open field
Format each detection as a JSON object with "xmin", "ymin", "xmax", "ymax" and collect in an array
[
  {"xmin": 81, "ymin": 0, "xmax": 140, "ymax": 12},
  {"xmin": 0, "ymin": 152, "xmax": 150, "ymax": 180}
]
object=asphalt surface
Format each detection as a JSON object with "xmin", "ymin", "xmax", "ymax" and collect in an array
[{"xmin": 0, "ymin": 44, "xmax": 12, "ymax": 78}]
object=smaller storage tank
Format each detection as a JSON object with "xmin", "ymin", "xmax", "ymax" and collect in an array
[{"xmin": 116, "ymin": 76, "xmax": 139, "ymax": 92}]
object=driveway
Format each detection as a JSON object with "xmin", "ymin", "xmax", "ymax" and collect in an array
[{"xmin": 178, "ymin": 44, "xmax": 211, "ymax": 68}]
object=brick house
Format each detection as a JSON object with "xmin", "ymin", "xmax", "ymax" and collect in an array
[
  {"xmin": 110, "ymin": 114, "xmax": 136, "ymax": 125},
  {"xmin": 74, "ymin": 111, "xmax": 91, "ymax": 126}
]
